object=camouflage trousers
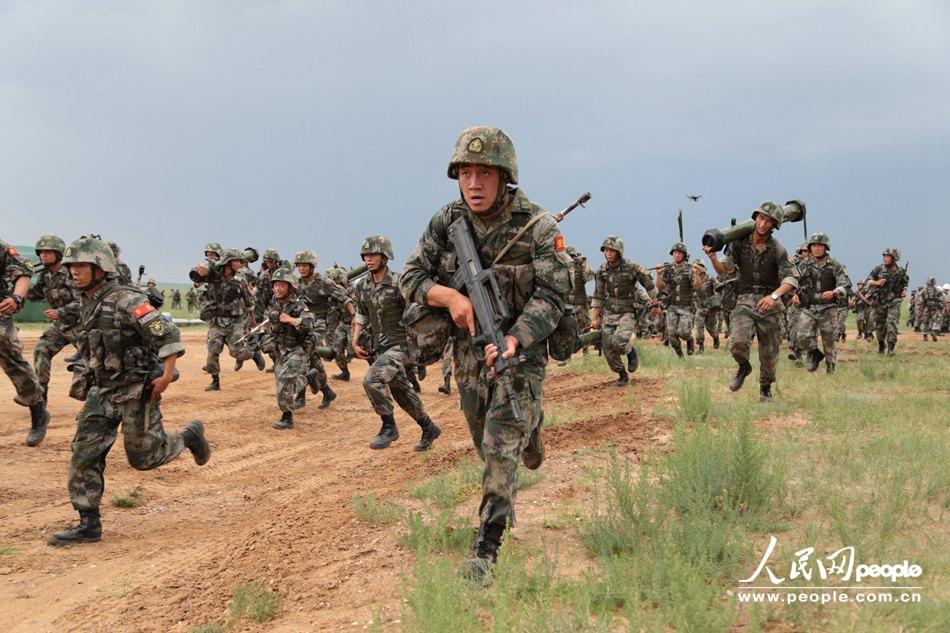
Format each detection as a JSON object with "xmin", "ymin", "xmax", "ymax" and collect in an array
[
  {"xmin": 1, "ymin": 316, "xmax": 43, "ymax": 407},
  {"xmin": 721, "ymin": 308, "xmax": 732, "ymax": 336},
  {"xmin": 307, "ymin": 321, "xmax": 330, "ymax": 389},
  {"xmin": 602, "ymin": 312, "xmax": 638, "ymax": 374},
  {"xmin": 454, "ymin": 334, "xmax": 543, "ymax": 530},
  {"xmin": 204, "ymin": 317, "xmax": 253, "ymax": 375},
  {"xmin": 665, "ymin": 305, "xmax": 694, "ymax": 353},
  {"xmin": 276, "ymin": 347, "xmax": 310, "ymax": 412},
  {"xmin": 786, "ymin": 305, "xmax": 802, "ymax": 348},
  {"xmin": 362, "ymin": 346, "xmax": 427, "ymax": 422},
  {"xmin": 330, "ymin": 321, "xmax": 352, "ymax": 372},
  {"xmin": 836, "ymin": 306, "xmax": 849, "ymax": 338},
  {"xmin": 33, "ymin": 323, "xmax": 77, "ymax": 387},
  {"xmin": 795, "ymin": 304, "xmax": 838, "ymax": 365},
  {"xmin": 873, "ymin": 299, "xmax": 901, "ymax": 346},
  {"xmin": 855, "ymin": 306, "xmax": 870, "ymax": 337},
  {"xmin": 921, "ymin": 306, "xmax": 943, "ymax": 333},
  {"xmin": 441, "ymin": 339, "xmax": 454, "ymax": 380},
  {"xmin": 730, "ymin": 294, "xmax": 784, "ymax": 386},
  {"xmin": 694, "ymin": 307, "xmax": 720, "ymax": 347},
  {"xmin": 69, "ymin": 384, "xmax": 184, "ymax": 511}
]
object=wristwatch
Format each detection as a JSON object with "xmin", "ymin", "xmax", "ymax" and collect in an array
[{"xmin": 770, "ymin": 293, "xmax": 779, "ymax": 301}]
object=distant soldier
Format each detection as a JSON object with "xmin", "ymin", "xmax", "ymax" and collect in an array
[
  {"xmin": 790, "ymin": 233, "xmax": 849, "ymax": 373},
  {"xmin": 591, "ymin": 236, "xmax": 658, "ymax": 386},
  {"xmin": 171, "ymin": 289, "xmax": 182, "ymax": 310},
  {"xmin": 656, "ymin": 242, "xmax": 702, "ymax": 358},
  {"xmin": 1, "ymin": 238, "xmax": 51, "ymax": 445},
  {"xmin": 185, "ymin": 287, "xmax": 197, "ymax": 312},
  {"xmin": 850, "ymin": 281, "xmax": 873, "ymax": 341},
  {"xmin": 835, "ymin": 270, "xmax": 851, "ymax": 342},
  {"xmin": 107, "ymin": 241, "xmax": 134, "ymax": 285},
  {"xmin": 919, "ymin": 278, "xmax": 945, "ymax": 342},
  {"xmin": 703, "ymin": 202, "xmax": 798, "ymax": 403},
  {"xmin": 353, "ymin": 236, "xmax": 440, "ymax": 451},
  {"xmin": 786, "ymin": 243, "xmax": 810, "ymax": 362},
  {"xmin": 566, "ymin": 245, "xmax": 594, "ymax": 352},
  {"xmin": 694, "ymin": 261, "xmax": 721, "ymax": 352},
  {"xmin": 325, "ymin": 264, "xmax": 354, "ymax": 381},
  {"xmin": 47, "ymin": 237, "xmax": 210, "ymax": 546},
  {"xmin": 913, "ymin": 285, "xmax": 926, "ymax": 332},
  {"xmin": 144, "ymin": 279, "xmax": 164, "ymax": 309},
  {"xmin": 865, "ymin": 248, "xmax": 908, "ymax": 356}
]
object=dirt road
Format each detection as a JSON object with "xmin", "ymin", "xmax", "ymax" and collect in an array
[{"xmin": 0, "ymin": 330, "xmax": 666, "ymax": 632}]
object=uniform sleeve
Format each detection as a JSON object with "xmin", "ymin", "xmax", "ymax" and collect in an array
[
  {"xmin": 592, "ymin": 267, "xmax": 604, "ymax": 308},
  {"xmin": 322, "ymin": 277, "xmax": 351, "ymax": 306},
  {"xmin": 507, "ymin": 214, "xmax": 571, "ymax": 349},
  {"xmin": 638, "ymin": 266, "xmax": 658, "ymax": 299},
  {"xmin": 868, "ymin": 265, "xmax": 881, "ymax": 282},
  {"xmin": 583, "ymin": 260, "xmax": 595, "ymax": 282},
  {"xmin": 776, "ymin": 244, "xmax": 798, "ymax": 289},
  {"xmin": 833, "ymin": 263, "xmax": 849, "ymax": 296},
  {"xmin": 297, "ymin": 307, "xmax": 315, "ymax": 334},
  {"xmin": 2, "ymin": 244, "xmax": 35, "ymax": 282},
  {"xmin": 399, "ymin": 206, "xmax": 453, "ymax": 305},
  {"xmin": 720, "ymin": 243, "xmax": 738, "ymax": 273},
  {"xmin": 123, "ymin": 294, "xmax": 185, "ymax": 359},
  {"xmin": 27, "ymin": 270, "xmax": 47, "ymax": 302}
]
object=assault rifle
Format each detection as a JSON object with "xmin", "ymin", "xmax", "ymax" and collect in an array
[{"xmin": 447, "ymin": 216, "xmax": 525, "ymax": 426}]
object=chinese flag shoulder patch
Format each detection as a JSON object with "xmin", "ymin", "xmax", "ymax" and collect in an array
[
  {"xmin": 7, "ymin": 246, "xmax": 19, "ymax": 256},
  {"xmin": 554, "ymin": 233, "xmax": 566, "ymax": 252},
  {"xmin": 132, "ymin": 303, "xmax": 156, "ymax": 319}
]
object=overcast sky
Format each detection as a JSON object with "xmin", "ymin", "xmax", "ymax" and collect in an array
[{"xmin": 2, "ymin": 1, "xmax": 948, "ymax": 287}]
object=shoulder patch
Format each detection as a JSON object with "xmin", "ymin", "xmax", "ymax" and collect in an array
[
  {"xmin": 554, "ymin": 233, "xmax": 565, "ymax": 252},
  {"xmin": 132, "ymin": 303, "xmax": 156, "ymax": 319}
]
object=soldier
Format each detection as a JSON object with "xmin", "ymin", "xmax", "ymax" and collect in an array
[
  {"xmin": 190, "ymin": 248, "xmax": 264, "ymax": 391},
  {"xmin": 850, "ymin": 280, "xmax": 873, "ymax": 341},
  {"xmin": 255, "ymin": 249, "xmax": 284, "ymax": 372},
  {"xmin": 353, "ymin": 236, "xmax": 440, "ymax": 451},
  {"xmin": 694, "ymin": 261, "xmax": 721, "ymax": 352},
  {"xmin": 107, "ymin": 241, "xmax": 134, "ymax": 285},
  {"xmin": 790, "ymin": 233, "xmax": 849, "ymax": 373},
  {"xmin": 143, "ymin": 278, "xmax": 164, "ymax": 309},
  {"xmin": 591, "ymin": 236, "xmax": 658, "ymax": 386},
  {"xmin": 786, "ymin": 243, "xmax": 810, "ymax": 362},
  {"xmin": 865, "ymin": 248, "xmax": 908, "ymax": 356},
  {"xmin": 259, "ymin": 267, "xmax": 317, "ymax": 429},
  {"xmin": 835, "ymin": 270, "xmax": 851, "ymax": 342},
  {"xmin": 47, "ymin": 237, "xmax": 210, "ymax": 546},
  {"xmin": 565, "ymin": 245, "xmax": 594, "ymax": 358},
  {"xmin": 185, "ymin": 287, "xmax": 197, "ymax": 312},
  {"xmin": 400, "ymin": 126, "xmax": 572, "ymax": 581},
  {"xmin": 325, "ymin": 264, "xmax": 355, "ymax": 381},
  {"xmin": 918, "ymin": 278, "xmax": 945, "ymax": 342},
  {"xmin": 1, "ymin": 238, "xmax": 51, "ymax": 445},
  {"xmin": 655, "ymin": 243, "xmax": 702, "ymax": 357},
  {"xmin": 294, "ymin": 250, "xmax": 348, "ymax": 408},
  {"xmin": 703, "ymin": 201, "xmax": 798, "ymax": 402},
  {"xmin": 718, "ymin": 268, "xmax": 738, "ymax": 338},
  {"xmin": 27, "ymin": 235, "xmax": 82, "ymax": 404},
  {"xmin": 913, "ymin": 285, "xmax": 926, "ymax": 333},
  {"xmin": 171, "ymin": 289, "xmax": 182, "ymax": 310},
  {"xmin": 907, "ymin": 287, "xmax": 919, "ymax": 330}
]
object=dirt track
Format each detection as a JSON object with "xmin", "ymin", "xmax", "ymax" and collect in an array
[{"xmin": 0, "ymin": 330, "xmax": 668, "ymax": 632}]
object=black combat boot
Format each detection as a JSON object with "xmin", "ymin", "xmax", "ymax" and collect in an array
[
  {"xmin": 759, "ymin": 384, "xmax": 773, "ymax": 403},
  {"xmin": 923, "ymin": 332, "xmax": 929, "ymax": 341},
  {"xmin": 253, "ymin": 350, "xmax": 266, "ymax": 371},
  {"xmin": 307, "ymin": 369, "xmax": 320, "ymax": 394},
  {"xmin": 697, "ymin": 342, "xmax": 705, "ymax": 355},
  {"xmin": 878, "ymin": 340, "xmax": 886, "ymax": 355},
  {"xmin": 48, "ymin": 508, "xmax": 102, "ymax": 546},
  {"xmin": 274, "ymin": 411, "xmax": 294, "ymax": 430},
  {"xmin": 26, "ymin": 401, "xmax": 50, "ymax": 447},
  {"xmin": 205, "ymin": 374, "xmax": 220, "ymax": 391},
  {"xmin": 787, "ymin": 348, "xmax": 798, "ymax": 361},
  {"xmin": 826, "ymin": 362, "xmax": 836, "ymax": 374},
  {"xmin": 417, "ymin": 365, "xmax": 427, "ymax": 380},
  {"xmin": 614, "ymin": 370, "xmax": 629, "ymax": 387},
  {"xmin": 686, "ymin": 338, "xmax": 695, "ymax": 355},
  {"xmin": 318, "ymin": 385, "xmax": 337, "ymax": 409},
  {"xmin": 807, "ymin": 349, "xmax": 824, "ymax": 373},
  {"xmin": 886, "ymin": 342, "xmax": 895, "ymax": 356},
  {"xmin": 729, "ymin": 361, "xmax": 752, "ymax": 392},
  {"xmin": 295, "ymin": 389, "xmax": 306, "ymax": 408},
  {"xmin": 713, "ymin": 336, "xmax": 720, "ymax": 350},
  {"xmin": 370, "ymin": 415, "xmax": 399, "ymax": 449},
  {"xmin": 673, "ymin": 345, "xmax": 684, "ymax": 359},
  {"xmin": 626, "ymin": 348, "xmax": 639, "ymax": 373},
  {"xmin": 181, "ymin": 421, "xmax": 211, "ymax": 465},
  {"xmin": 414, "ymin": 417, "xmax": 441, "ymax": 452},
  {"xmin": 234, "ymin": 359, "xmax": 243, "ymax": 371},
  {"xmin": 332, "ymin": 367, "xmax": 350, "ymax": 381},
  {"xmin": 438, "ymin": 376, "xmax": 452, "ymax": 394},
  {"xmin": 64, "ymin": 352, "xmax": 80, "ymax": 363},
  {"xmin": 522, "ymin": 419, "xmax": 544, "ymax": 470},
  {"xmin": 459, "ymin": 522, "xmax": 505, "ymax": 582}
]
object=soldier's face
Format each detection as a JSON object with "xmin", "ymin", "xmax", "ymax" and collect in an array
[
  {"xmin": 602, "ymin": 248, "xmax": 620, "ymax": 264},
  {"xmin": 457, "ymin": 164, "xmax": 502, "ymax": 214},
  {"xmin": 362, "ymin": 253, "xmax": 385, "ymax": 272},
  {"xmin": 883, "ymin": 254, "xmax": 894, "ymax": 266},
  {"xmin": 296, "ymin": 263, "xmax": 313, "ymax": 278},
  {"xmin": 810, "ymin": 244, "xmax": 827, "ymax": 258},
  {"xmin": 273, "ymin": 281, "xmax": 290, "ymax": 299},
  {"xmin": 754, "ymin": 214, "xmax": 775, "ymax": 234},
  {"xmin": 38, "ymin": 250, "xmax": 59, "ymax": 265},
  {"xmin": 205, "ymin": 251, "xmax": 219, "ymax": 261},
  {"xmin": 265, "ymin": 259, "xmax": 278, "ymax": 271},
  {"xmin": 68, "ymin": 263, "xmax": 94, "ymax": 287},
  {"xmin": 672, "ymin": 251, "xmax": 685, "ymax": 264}
]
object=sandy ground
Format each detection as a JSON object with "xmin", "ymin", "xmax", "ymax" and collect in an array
[{"xmin": 0, "ymin": 330, "xmax": 670, "ymax": 632}]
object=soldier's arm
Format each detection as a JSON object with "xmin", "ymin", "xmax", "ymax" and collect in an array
[
  {"xmin": 26, "ymin": 271, "xmax": 46, "ymax": 302},
  {"xmin": 637, "ymin": 266, "xmax": 659, "ymax": 302},
  {"xmin": 591, "ymin": 267, "xmax": 604, "ymax": 324},
  {"xmin": 125, "ymin": 296, "xmax": 185, "ymax": 360}
]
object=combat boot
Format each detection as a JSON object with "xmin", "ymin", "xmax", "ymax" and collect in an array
[
  {"xmin": 414, "ymin": 417, "xmax": 441, "ymax": 452},
  {"xmin": 729, "ymin": 361, "xmax": 752, "ymax": 392},
  {"xmin": 878, "ymin": 340, "xmax": 886, "ymax": 355},
  {"xmin": 923, "ymin": 332, "xmax": 928, "ymax": 341},
  {"xmin": 233, "ymin": 359, "xmax": 243, "ymax": 371},
  {"xmin": 26, "ymin": 402, "xmax": 50, "ymax": 447},
  {"xmin": 807, "ymin": 349, "xmax": 824, "ymax": 373},
  {"xmin": 253, "ymin": 350, "xmax": 266, "ymax": 371},
  {"xmin": 369, "ymin": 415, "xmax": 399, "ymax": 449},
  {"xmin": 181, "ymin": 421, "xmax": 211, "ymax": 465},
  {"xmin": 318, "ymin": 385, "xmax": 337, "ymax": 409},
  {"xmin": 697, "ymin": 342, "xmax": 705, "ymax": 355},
  {"xmin": 614, "ymin": 370, "xmax": 629, "ymax": 387},
  {"xmin": 626, "ymin": 349, "xmax": 639, "ymax": 373},
  {"xmin": 307, "ymin": 369, "xmax": 320, "ymax": 394},
  {"xmin": 931, "ymin": 332, "xmax": 938, "ymax": 342},
  {"xmin": 437, "ymin": 376, "xmax": 452, "ymax": 394},
  {"xmin": 417, "ymin": 365, "xmax": 427, "ymax": 380},
  {"xmin": 886, "ymin": 343, "xmax": 895, "ymax": 357},
  {"xmin": 273, "ymin": 411, "xmax": 294, "ymax": 430},
  {"xmin": 759, "ymin": 384, "xmax": 773, "ymax": 403},
  {"xmin": 673, "ymin": 346, "xmax": 684, "ymax": 359},
  {"xmin": 826, "ymin": 362, "xmax": 836, "ymax": 374},
  {"xmin": 48, "ymin": 508, "xmax": 102, "ymax": 546},
  {"xmin": 459, "ymin": 523, "xmax": 504, "ymax": 583},
  {"xmin": 686, "ymin": 339, "xmax": 695, "ymax": 355},
  {"xmin": 713, "ymin": 336, "xmax": 720, "ymax": 349},
  {"xmin": 522, "ymin": 421, "xmax": 544, "ymax": 470},
  {"xmin": 332, "ymin": 367, "xmax": 350, "ymax": 381},
  {"xmin": 787, "ymin": 349, "xmax": 798, "ymax": 361},
  {"xmin": 205, "ymin": 375, "xmax": 220, "ymax": 391},
  {"xmin": 295, "ymin": 390, "xmax": 306, "ymax": 409},
  {"xmin": 64, "ymin": 352, "xmax": 80, "ymax": 363}
]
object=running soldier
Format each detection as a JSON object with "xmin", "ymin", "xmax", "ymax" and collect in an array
[
  {"xmin": 325, "ymin": 264, "xmax": 355, "ymax": 381},
  {"xmin": 171, "ymin": 289, "xmax": 182, "ymax": 310},
  {"xmin": 656, "ymin": 242, "xmax": 702, "ymax": 357},
  {"xmin": 835, "ymin": 270, "xmax": 851, "ymax": 342},
  {"xmin": 255, "ymin": 249, "xmax": 284, "ymax": 372},
  {"xmin": 786, "ymin": 243, "xmax": 810, "ymax": 363},
  {"xmin": 850, "ymin": 281, "xmax": 873, "ymax": 340},
  {"xmin": 566, "ymin": 245, "xmax": 594, "ymax": 355},
  {"xmin": 865, "ymin": 248, "xmax": 908, "ymax": 356},
  {"xmin": 185, "ymin": 287, "xmax": 197, "ymax": 312},
  {"xmin": 694, "ymin": 261, "xmax": 721, "ymax": 352},
  {"xmin": 790, "ymin": 233, "xmax": 849, "ymax": 373},
  {"xmin": 918, "ymin": 278, "xmax": 945, "ymax": 342}
]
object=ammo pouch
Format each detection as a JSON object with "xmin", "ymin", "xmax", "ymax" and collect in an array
[
  {"xmin": 400, "ymin": 302, "xmax": 452, "ymax": 367},
  {"xmin": 67, "ymin": 360, "xmax": 91, "ymax": 401},
  {"xmin": 547, "ymin": 305, "xmax": 579, "ymax": 362},
  {"xmin": 198, "ymin": 302, "xmax": 215, "ymax": 322}
]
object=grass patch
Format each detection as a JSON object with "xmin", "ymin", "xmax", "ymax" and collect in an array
[
  {"xmin": 110, "ymin": 485, "xmax": 147, "ymax": 509},
  {"xmin": 400, "ymin": 510, "xmax": 476, "ymax": 555},
  {"xmin": 352, "ymin": 493, "xmax": 403, "ymax": 525},
  {"xmin": 0, "ymin": 544, "xmax": 18, "ymax": 556},
  {"xmin": 187, "ymin": 626, "xmax": 224, "ymax": 633},
  {"xmin": 411, "ymin": 460, "xmax": 482, "ymax": 510},
  {"xmin": 543, "ymin": 407, "xmax": 576, "ymax": 428},
  {"xmin": 226, "ymin": 582, "xmax": 281, "ymax": 625}
]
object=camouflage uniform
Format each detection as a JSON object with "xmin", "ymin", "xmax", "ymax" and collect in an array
[
  {"xmin": 919, "ymin": 279, "xmax": 945, "ymax": 340},
  {"xmin": 694, "ymin": 270, "xmax": 721, "ymax": 351},
  {"xmin": 851, "ymin": 283, "xmax": 873, "ymax": 340},
  {"xmin": 171, "ymin": 289, "xmax": 182, "ymax": 310},
  {"xmin": 259, "ymin": 275, "xmax": 315, "ymax": 419},
  {"xmin": 326, "ymin": 265, "xmax": 355, "ymax": 378},
  {"xmin": 108, "ymin": 242, "xmax": 134, "ymax": 286},
  {"xmin": 401, "ymin": 127, "xmax": 571, "ymax": 578},
  {"xmin": 567, "ymin": 247, "xmax": 594, "ymax": 337},
  {"xmin": 593, "ymin": 238, "xmax": 657, "ymax": 383},
  {"xmin": 866, "ymin": 249, "xmax": 908, "ymax": 354},
  {"xmin": 835, "ymin": 272, "xmax": 851, "ymax": 341},
  {"xmin": 1, "ymin": 240, "xmax": 45, "ymax": 409},
  {"xmin": 659, "ymin": 247, "xmax": 700, "ymax": 357},
  {"xmin": 908, "ymin": 288, "xmax": 920, "ymax": 329},
  {"xmin": 791, "ymin": 239, "xmax": 849, "ymax": 371},
  {"xmin": 297, "ymin": 252, "xmax": 351, "ymax": 391},
  {"xmin": 718, "ymin": 269, "xmax": 738, "ymax": 337},
  {"xmin": 185, "ymin": 287, "xmax": 197, "ymax": 312}
]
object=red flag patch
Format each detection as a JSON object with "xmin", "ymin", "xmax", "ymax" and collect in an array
[
  {"xmin": 554, "ymin": 233, "xmax": 566, "ymax": 252},
  {"xmin": 132, "ymin": 303, "xmax": 156, "ymax": 319},
  {"xmin": 7, "ymin": 246, "xmax": 19, "ymax": 256}
]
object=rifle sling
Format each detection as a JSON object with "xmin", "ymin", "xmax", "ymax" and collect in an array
[{"xmin": 492, "ymin": 213, "xmax": 546, "ymax": 266}]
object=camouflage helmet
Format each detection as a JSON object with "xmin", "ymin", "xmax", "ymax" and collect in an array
[
  {"xmin": 35, "ymin": 234, "xmax": 66, "ymax": 254},
  {"xmin": 807, "ymin": 232, "xmax": 831, "ymax": 250},
  {"xmin": 270, "ymin": 266, "xmax": 298, "ymax": 289},
  {"xmin": 263, "ymin": 248, "xmax": 281, "ymax": 261},
  {"xmin": 882, "ymin": 247, "xmax": 900, "ymax": 262},
  {"xmin": 927, "ymin": 277, "xmax": 936, "ymax": 286},
  {"xmin": 294, "ymin": 249, "xmax": 319, "ymax": 266},
  {"xmin": 325, "ymin": 264, "xmax": 347, "ymax": 284},
  {"xmin": 447, "ymin": 126, "xmax": 518, "ymax": 184},
  {"xmin": 566, "ymin": 245, "xmax": 577, "ymax": 256},
  {"xmin": 107, "ymin": 241, "xmax": 122, "ymax": 256},
  {"xmin": 669, "ymin": 241, "xmax": 689, "ymax": 257},
  {"xmin": 147, "ymin": 278, "xmax": 157, "ymax": 285},
  {"xmin": 751, "ymin": 201, "xmax": 783, "ymax": 229},
  {"xmin": 797, "ymin": 242, "xmax": 810, "ymax": 254},
  {"xmin": 220, "ymin": 248, "xmax": 244, "ymax": 266},
  {"xmin": 360, "ymin": 235, "xmax": 395, "ymax": 260},
  {"xmin": 242, "ymin": 247, "xmax": 259, "ymax": 264},
  {"xmin": 600, "ymin": 235, "xmax": 624, "ymax": 255},
  {"xmin": 204, "ymin": 242, "xmax": 224, "ymax": 257},
  {"xmin": 62, "ymin": 237, "xmax": 118, "ymax": 274}
]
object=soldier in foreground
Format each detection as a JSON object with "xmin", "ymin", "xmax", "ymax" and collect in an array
[
  {"xmin": 48, "ymin": 237, "xmax": 209, "ymax": 546},
  {"xmin": 400, "ymin": 126, "xmax": 571, "ymax": 581},
  {"xmin": 655, "ymin": 242, "xmax": 702, "ymax": 357},
  {"xmin": 865, "ymin": 248, "xmax": 907, "ymax": 356},
  {"xmin": 703, "ymin": 202, "xmax": 798, "ymax": 402},
  {"xmin": 1, "ymin": 238, "xmax": 51, "ymax": 445},
  {"xmin": 591, "ymin": 236, "xmax": 658, "ymax": 386}
]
